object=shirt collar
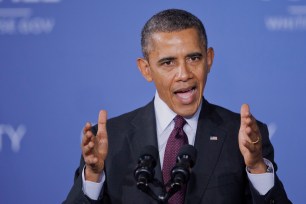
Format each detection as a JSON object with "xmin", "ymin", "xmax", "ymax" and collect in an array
[{"xmin": 154, "ymin": 91, "xmax": 202, "ymax": 133}]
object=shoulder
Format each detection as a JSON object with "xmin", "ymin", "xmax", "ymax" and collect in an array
[
  {"xmin": 90, "ymin": 100, "xmax": 155, "ymax": 135},
  {"xmin": 205, "ymin": 100, "xmax": 267, "ymax": 129},
  {"xmin": 107, "ymin": 100, "xmax": 154, "ymax": 127},
  {"xmin": 205, "ymin": 101, "xmax": 240, "ymax": 125},
  {"xmin": 209, "ymin": 102, "xmax": 240, "ymax": 120}
]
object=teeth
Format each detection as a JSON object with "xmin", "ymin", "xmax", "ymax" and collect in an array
[
  {"xmin": 181, "ymin": 88, "xmax": 191, "ymax": 93},
  {"xmin": 176, "ymin": 89, "xmax": 194, "ymax": 99},
  {"xmin": 177, "ymin": 87, "xmax": 193, "ymax": 93}
]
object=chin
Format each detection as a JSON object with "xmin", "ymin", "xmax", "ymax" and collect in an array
[{"xmin": 174, "ymin": 105, "xmax": 198, "ymax": 118}]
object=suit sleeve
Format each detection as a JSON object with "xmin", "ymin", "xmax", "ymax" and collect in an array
[
  {"xmin": 249, "ymin": 123, "xmax": 292, "ymax": 204},
  {"xmin": 62, "ymin": 156, "xmax": 108, "ymax": 204}
]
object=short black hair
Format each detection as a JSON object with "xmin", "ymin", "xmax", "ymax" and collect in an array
[{"xmin": 141, "ymin": 9, "xmax": 208, "ymax": 59}]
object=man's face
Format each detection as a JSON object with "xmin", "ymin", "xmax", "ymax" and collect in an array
[{"xmin": 137, "ymin": 28, "xmax": 214, "ymax": 117}]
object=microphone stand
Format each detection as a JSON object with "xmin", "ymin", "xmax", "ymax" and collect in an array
[{"xmin": 136, "ymin": 177, "xmax": 183, "ymax": 204}]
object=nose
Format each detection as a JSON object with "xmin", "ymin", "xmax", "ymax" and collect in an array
[{"xmin": 177, "ymin": 62, "xmax": 192, "ymax": 81}]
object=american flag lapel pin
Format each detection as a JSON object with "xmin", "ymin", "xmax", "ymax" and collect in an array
[{"xmin": 210, "ymin": 136, "xmax": 218, "ymax": 141}]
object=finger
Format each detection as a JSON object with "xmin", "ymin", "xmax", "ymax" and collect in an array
[
  {"xmin": 245, "ymin": 125, "xmax": 259, "ymax": 136},
  {"xmin": 246, "ymin": 116, "xmax": 261, "ymax": 141},
  {"xmin": 83, "ymin": 141, "xmax": 95, "ymax": 156},
  {"xmin": 241, "ymin": 138, "xmax": 257, "ymax": 153},
  {"xmin": 240, "ymin": 104, "xmax": 260, "ymax": 135},
  {"xmin": 82, "ymin": 122, "xmax": 93, "ymax": 146},
  {"xmin": 97, "ymin": 110, "xmax": 108, "ymax": 141},
  {"xmin": 84, "ymin": 155, "xmax": 98, "ymax": 165},
  {"xmin": 82, "ymin": 133, "xmax": 97, "ymax": 159},
  {"xmin": 250, "ymin": 117, "xmax": 260, "ymax": 133},
  {"xmin": 82, "ymin": 128, "xmax": 94, "ymax": 146},
  {"xmin": 244, "ymin": 125, "xmax": 261, "ymax": 143},
  {"xmin": 83, "ymin": 122, "xmax": 92, "ymax": 134},
  {"xmin": 242, "ymin": 126, "xmax": 254, "ymax": 144}
]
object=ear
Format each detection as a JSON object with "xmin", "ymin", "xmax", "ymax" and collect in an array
[
  {"xmin": 137, "ymin": 58, "xmax": 153, "ymax": 82},
  {"xmin": 206, "ymin": 47, "xmax": 214, "ymax": 73}
]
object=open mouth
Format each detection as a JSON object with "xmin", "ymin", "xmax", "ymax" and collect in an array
[{"xmin": 174, "ymin": 86, "xmax": 197, "ymax": 103}]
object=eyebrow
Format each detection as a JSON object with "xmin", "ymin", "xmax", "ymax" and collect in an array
[
  {"xmin": 157, "ymin": 52, "xmax": 204, "ymax": 65},
  {"xmin": 186, "ymin": 52, "xmax": 203, "ymax": 58}
]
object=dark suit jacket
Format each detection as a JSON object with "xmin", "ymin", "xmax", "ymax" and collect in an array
[{"xmin": 63, "ymin": 99, "xmax": 291, "ymax": 204}]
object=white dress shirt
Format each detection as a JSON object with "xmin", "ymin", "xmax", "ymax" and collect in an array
[{"xmin": 82, "ymin": 92, "xmax": 274, "ymax": 199}]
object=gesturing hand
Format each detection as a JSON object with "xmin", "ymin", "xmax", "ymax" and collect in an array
[
  {"xmin": 81, "ymin": 110, "xmax": 108, "ymax": 182},
  {"xmin": 239, "ymin": 104, "xmax": 267, "ymax": 174}
]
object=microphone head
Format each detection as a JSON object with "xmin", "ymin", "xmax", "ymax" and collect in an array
[
  {"xmin": 134, "ymin": 145, "xmax": 158, "ymax": 185},
  {"xmin": 140, "ymin": 145, "xmax": 159, "ymax": 161},
  {"xmin": 178, "ymin": 144, "xmax": 197, "ymax": 167}
]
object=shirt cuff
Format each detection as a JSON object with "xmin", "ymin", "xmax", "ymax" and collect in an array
[
  {"xmin": 246, "ymin": 158, "xmax": 275, "ymax": 195},
  {"xmin": 82, "ymin": 165, "xmax": 105, "ymax": 200}
]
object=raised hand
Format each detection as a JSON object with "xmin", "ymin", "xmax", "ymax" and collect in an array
[
  {"xmin": 239, "ymin": 104, "xmax": 267, "ymax": 174},
  {"xmin": 81, "ymin": 110, "xmax": 108, "ymax": 182}
]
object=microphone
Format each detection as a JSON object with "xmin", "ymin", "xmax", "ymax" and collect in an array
[
  {"xmin": 134, "ymin": 145, "xmax": 158, "ymax": 191},
  {"xmin": 133, "ymin": 144, "xmax": 197, "ymax": 204},
  {"xmin": 169, "ymin": 144, "xmax": 197, "ymax": 193}
]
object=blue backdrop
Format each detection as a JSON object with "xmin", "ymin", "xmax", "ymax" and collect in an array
[{"xmin": 1, "ymin": 0, "xmax": 305, "ymax": 203}]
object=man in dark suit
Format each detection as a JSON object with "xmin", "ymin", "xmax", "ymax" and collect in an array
[{"xmin": 64, "ymin": 9, "xmax": 291, "ymax": 204}]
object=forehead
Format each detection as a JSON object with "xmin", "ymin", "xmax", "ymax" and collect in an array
[{"xmin": 147, "ymin": 28, "xmax": 204, "ymax": 56}]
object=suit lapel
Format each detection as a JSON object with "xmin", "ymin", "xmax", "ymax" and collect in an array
[
  {"xmin": 185, "ymin": 100, "xmax": 227, "ymax": 204},
  {"xmin": 128, "ymin": 100, "xmax": 164, "ymax": 200}
]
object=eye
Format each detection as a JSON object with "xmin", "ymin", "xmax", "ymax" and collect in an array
[
  {"xmin": 163, "ymin": 61, "xmax": 172, "ymax": 65},
  {"xmin": 187, "ymin": 55, "xmax": 201, "ymax": 62},
  {"xmin": 160, "ymin": 59, "xmax": 175, "ymax": 67}
]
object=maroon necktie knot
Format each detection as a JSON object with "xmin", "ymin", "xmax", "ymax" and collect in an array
[
  {"xmin": 173, "ymin": 115, "xmax": 186, "ymax": 129},
  {"xmin": 173, "ymin": 115, "xmax": 187, "ymax": 139}
]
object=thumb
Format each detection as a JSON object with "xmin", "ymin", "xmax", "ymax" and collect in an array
[
  {"xmin": 97, "ymin": 110, "xmax": 108, "ymax": 140},
  {"xmin": 240, "ymin": 104, "xmax": 251, "ymax": 125}
]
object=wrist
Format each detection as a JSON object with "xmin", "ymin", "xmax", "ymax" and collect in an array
[
  {"xmin": 247, "ymin": 160, "xmax": 267, "ymax": 174},
  {"xmin": 85, "ymin": 165, "xmax": 103, "ymax": 182}
]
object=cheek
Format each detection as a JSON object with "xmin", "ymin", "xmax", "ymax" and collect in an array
[
  {"xmin": 193, "ymin": 67, "xmax": 207, "ymax": 82},
  {"xmin": 154, "ymin": 75, "xmax": 173, "ymax": 95},
  {"xmin": 158, "ymin": 73, "xmax": 175, "ymax": 87}
]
